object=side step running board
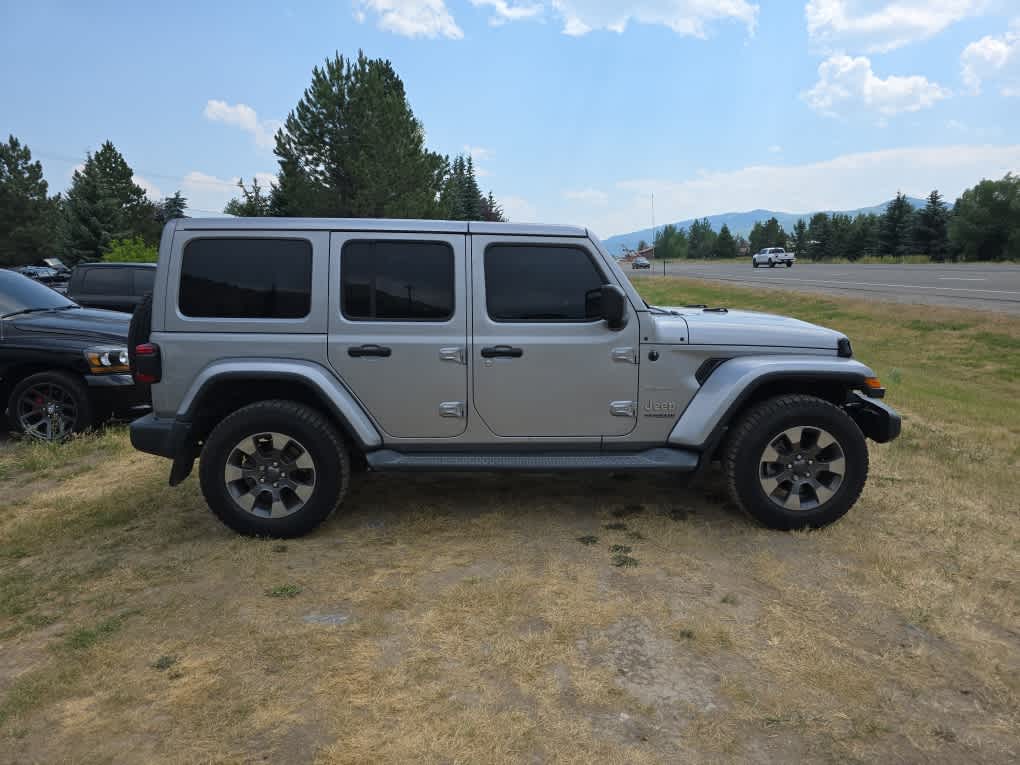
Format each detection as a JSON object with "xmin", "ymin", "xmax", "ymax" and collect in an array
[{"xmin": 365, "ymin": 447, "xmax": 699, "ymax": 472}]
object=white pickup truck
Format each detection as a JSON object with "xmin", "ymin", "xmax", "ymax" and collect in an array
[{"xmin": 752, "ymin": 247, "xmax": 795, "ymax": 268}]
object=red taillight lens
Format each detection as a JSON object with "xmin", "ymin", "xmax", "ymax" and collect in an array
[{"xmin": 133, "ymin": 343, "xmax": 161, "ymax": 384}]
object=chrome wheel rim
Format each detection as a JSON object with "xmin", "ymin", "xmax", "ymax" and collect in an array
[
  {"xmin": 17, "ymin": 382, "xmax": 77, "ymax": 442},
  {"xmin": 223, "ymin": 432, "xmax": 316, "ymax": 518},
  {"xmin": 758, "ymin": 426, "xmax": 845, "ymax": 511}
]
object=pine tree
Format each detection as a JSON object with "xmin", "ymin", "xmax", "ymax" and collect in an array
[
  {"xmin": 271, "ymin": 51, "xmax": 446, "ymax": 218},
  {"xmin": 158, "ymin": 191, "xmax": 188, "ymax": 222},
  {"xmin": 715, "ymin": 223, "xmax": 737, "ymax": 258},
  {"xmin": 879, "ymin": 192, "xmax": 916, "ymax": 257},
  {"xmin": 224, "ymin": 177, "xmax": 272, "ymax": 216},
  {"xmin": 912, "ymin": 190, "xmax": 950, "ymax": 261},
  {"xmin": 63, "ymin": 140, "xmax": 149, "ymax": 262},
  {"xmin": 792, "ymin": 219, "xmax": 808, "ymax": 258},
  {"xmin": 0, "ymin": 135, "xmax": 62, "ymax": 266}
]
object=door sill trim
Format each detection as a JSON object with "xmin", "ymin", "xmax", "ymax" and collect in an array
[{"xmin": 365, "ymin": 447, "xmax": 698, "ymax": 472}]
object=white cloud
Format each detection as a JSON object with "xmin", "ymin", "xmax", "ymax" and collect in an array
[
  {"xmin": 563, "ymin": 187, "xmax": 609, "ymax": 205},
  {"xmin": 463, "ymin": 144, "xmax": 492, "ymax": 160},
  {"xmin": 180, "ymin": 171, "xmax": 276, "ymax": 216},
  {"xmin": 364, "ymin": 1, "xmax": 756, "ymax": 37},
  {"xmin": 502, "ymin": 195, "xmax": 539, "ymax": 221},
  {"xmin": 470, "ymin": 0, "xmax": 542, "ymax": 26},
  {"xmin": 133, "ymin": 175, "xmax": 162, "ymax": 200},
  {"xmin": 203, "ymin": 100, "xmax": 282, "ymax": 150},
  {"xmin": 556, "ymin": 144, "xmax": 1020, "ymax": 238},
  {"xmin": 961, "ymin": 22, "xmax": 1020, "ymax": 95},
  {"xmin": 549, "ymin": 0, "xmax": 758, "ymax": 37},
  {"xmin": 805, "ymin": 0, "xmax": 986, "ymax": 54},
  {"xmin": 354, "ymin": 0, "xmax": 463, "ymax": 38},
  {"xmin": 802, "ymin": 54, "xmax": 950, "ymax": 118}
]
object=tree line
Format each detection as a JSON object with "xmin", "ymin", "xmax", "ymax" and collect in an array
[
  {"xmin": 0, "ymin": 51, "xmax": 504, "ymax": 267},
  {"xmin": 649, "ymin": 179, "xmax": 1019, "ymax": 262}
]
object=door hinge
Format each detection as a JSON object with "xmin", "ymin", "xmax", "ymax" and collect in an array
[
  {"xmin": 610, "ymin": 401, "xmax": 637, "ymax": 417},
  {"xmin": 611, "ymin": 347, "xmax": 638, "ymax": 364},
  {"xmin": 439, "ymin": 401, "xmax": 465, "ymax": 418},
  {"xmin": 439, "ymin": 346, "xmax": 466, "ymax": 365}
]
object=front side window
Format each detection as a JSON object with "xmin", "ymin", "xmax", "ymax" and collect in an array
[
  {"xmin": 485, "ymin": 244, "xmax": 607, "ymax": 322},
  {"xmin": 179, "ymin": 238, "xmax": 312, "ymax": 319},
  {"xmin": 341, "ymin": 240, "xmax": 454, "ymax": 321}
]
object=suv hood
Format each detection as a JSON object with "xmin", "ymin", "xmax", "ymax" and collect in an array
[
  {"xmin": 651, "ymin": 306, "xmax": 847, "ymax": 350},
  {"xmin": 6, "ymin": 307, "xmax": 130, "ymax": 342}
]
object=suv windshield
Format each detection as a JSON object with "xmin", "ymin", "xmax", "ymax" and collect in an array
[{"xmin": 0, "ymin": 270, "xmax": 77, "ymax": 316}]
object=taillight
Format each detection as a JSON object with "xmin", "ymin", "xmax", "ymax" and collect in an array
[{"xmin": 134, "ymin": 342, "xmax": 161, "ymax": 384}]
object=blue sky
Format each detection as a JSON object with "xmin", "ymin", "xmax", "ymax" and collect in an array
[{"xmin": 2, "ymin": 1, "xmax": 1018, "ymax": 237}]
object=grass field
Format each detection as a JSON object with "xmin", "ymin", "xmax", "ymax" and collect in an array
[{"xmin": 1, "ymin": 278, "xmax": 1017, "ymax": 763}]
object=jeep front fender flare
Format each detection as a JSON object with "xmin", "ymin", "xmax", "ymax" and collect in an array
[
  {"xmin": 667, "ymin": 355, "xmax": 876, "ymax": 449},
  {"xmin": 177, "ymin": 359, "xmax": 383, "ymax": 450}
]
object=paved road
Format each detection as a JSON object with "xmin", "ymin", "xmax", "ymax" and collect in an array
[{"xmin": 629, "ymin": 262, "xmax": 1020, "ymax": 314}]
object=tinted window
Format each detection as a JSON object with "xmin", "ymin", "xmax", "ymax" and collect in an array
[
  {"xmin": 0, "ymin": 270, "xmax": 75, "ymax": 315},
  {"xmin": 179, "ymin": 238, "xmax": 312, "ymax": 319},
  {"xmin": 485, "ymin": 245, "xmax": 606, "ymax": 322},
  {"xmin": 133, "ymin": 268, "xmax": 155, "ymax": 294},
  {"xmin": 342, "ymin": 241, "xmax": 454, "ymax": 321},
  {"xmin": 82, "ymin": 268, "xmax": 131, "ymax": 294}
]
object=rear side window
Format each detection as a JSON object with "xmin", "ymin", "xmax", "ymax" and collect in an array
[
  {"xmin": 133, "ymin": 268, "xmax": 155, "ymax": 295},
  {"xmin": 179, "ymin": 238, "xmax": 312, "ymax": 319},
  {"xmin": 485, "ymin": 244, "xmax": 607, "ymax": 322},
  {"xmin": 81, "ymin": 268, "xmax": 130, "ymax": 294},
  {"xmin": 341, "ymin": 240, "xmax": 454, "ymax": 321}
]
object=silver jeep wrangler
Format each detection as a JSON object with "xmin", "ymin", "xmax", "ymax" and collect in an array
[{"xmin": 129, "ymin": 218, "xmax": 900, "ymax": 538}]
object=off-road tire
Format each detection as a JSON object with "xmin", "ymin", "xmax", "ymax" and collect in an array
[
  {"xmin": 753, "ymin": 261, "xmax": 759, "ymax": 268},
  {"xmin": 722, "ymin": 394, "xmax": 868, "ymax": 530},
  {"xmin": 785, "ymin": 262, "xmax": 792, "ymax": 268},
  {"xmin": 127, "ymin": 291, "xmax": 153, "ymax": 376},
  {"xmin": 8, "ymin": 370, "xmax": 94, "ymax": 441},
  {"xmin": 768, "ymin": 259, "xmax": 775, "ymax": 268},
  {"xmin": 199, "ymin": 400, "xmax": 350, "ymax": 538}
]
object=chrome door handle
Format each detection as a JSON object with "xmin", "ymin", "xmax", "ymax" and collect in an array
[{"xmin": 439, "ymin": 346, "xmax": 466, "ymax": 364}]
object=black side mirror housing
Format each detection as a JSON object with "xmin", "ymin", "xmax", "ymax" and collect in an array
[{"xmin": 600, "ymin": 284, "xmax": 628, "ymax": 330}]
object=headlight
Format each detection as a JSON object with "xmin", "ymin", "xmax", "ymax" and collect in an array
[{"xmin": 84, "ymin": 347, "xmax": 130, "ymax": 374}]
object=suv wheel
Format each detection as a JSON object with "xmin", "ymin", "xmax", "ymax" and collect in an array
[
  {"xmin": 199, "ymin": 400, "xmax": 350, "ymax": 537},
  {"xmin": 752, "ymin": 260, "xmax": 759, "ymax": 268},
  {"xmin": 8, "ymin": 371, "xmax": 93, "ymax": 441},
  {"xmin": 768, "ymin": 259, "xmax": 775, "ymax": 268},
  {"xmin": 722, "ymin": 394, "xmax": 868, "ymax": 530}
]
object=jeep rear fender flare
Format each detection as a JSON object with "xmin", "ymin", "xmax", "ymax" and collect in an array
[
  {"xmin": 668, "ymin": 355, "xmax": 876, "ymax": 449},
  {"xmin": 177, "ymin": 359, "xmax": 382, "ymax": 450}
]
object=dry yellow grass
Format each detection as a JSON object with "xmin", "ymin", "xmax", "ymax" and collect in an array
[{"xmin": 1, "ymin": 281, "xmax": 1018, "ymax": 763}]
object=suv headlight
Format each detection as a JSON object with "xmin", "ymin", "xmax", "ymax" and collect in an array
[{"xmin": 84, "ymin": 347, "xmax": 130, "ymax": 374}]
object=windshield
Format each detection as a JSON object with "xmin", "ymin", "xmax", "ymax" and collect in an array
[{"xmin": 0, "ymin": 270, "xmax": 77, "ymax": 315}]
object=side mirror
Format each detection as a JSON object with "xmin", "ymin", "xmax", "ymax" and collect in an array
[{"xmin": 600, "ymin": 284, "xmax": 628, "ymax": 330}]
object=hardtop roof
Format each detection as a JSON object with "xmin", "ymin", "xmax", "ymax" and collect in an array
[{"xmin": 172, "ymin": 217, "xmax": 589, "ymax": 238}]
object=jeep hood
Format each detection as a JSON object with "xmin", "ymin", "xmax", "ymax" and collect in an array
[{"xmin": 651, "ymin": 306, "xmax": 847, "ymax": 350}]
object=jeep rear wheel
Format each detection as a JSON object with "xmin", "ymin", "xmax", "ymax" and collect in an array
[
  {"xmin": 199, "ymin": 400, "xmax": 350, "ymax": 537},
  {"xmin": 722, "ymin": 394, "xmax": 868, "ymax": 530}
]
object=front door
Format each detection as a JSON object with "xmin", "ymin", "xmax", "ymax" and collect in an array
[
  {"xmin": 327, "ymin": 232, "xmax": 468, "ymax": 439},
  {"xmin": 470, "ymin": 236, "xmax": 640, "ymax": 438}
]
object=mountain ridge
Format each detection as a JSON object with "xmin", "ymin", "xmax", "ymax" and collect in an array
[{"xmin": 602, "ymin": 197, "xmax": 926, "ymax": 254}]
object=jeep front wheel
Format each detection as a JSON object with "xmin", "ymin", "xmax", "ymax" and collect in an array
[
  {"xmin": 722, "ymin": 394, "xmax": 868, "ymax": 530},
  {"xmin": 199, "ymin": 400, "xmax": 350, "ymax": 537}
]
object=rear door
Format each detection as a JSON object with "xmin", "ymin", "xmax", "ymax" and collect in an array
[
  {"xmin": 470, "ymin": 236, "xmax": 640, "ymax": 438},
  {"xmin": 326, "ymin": 232, "xmax": 468, "ymax": 439}
]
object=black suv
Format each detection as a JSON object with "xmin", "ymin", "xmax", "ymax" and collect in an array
[
  {"xmin": 0, "ymin": 270, "xmax": 148, "ymax": 440},
  {"xmin": 66, "ymin": 262, "xmax": 156, "ymax": 313}
]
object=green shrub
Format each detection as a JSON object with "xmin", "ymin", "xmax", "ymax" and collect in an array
[{"xmin": 103, "ymin": 236, "xmax": 157, "ymax": 263}]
